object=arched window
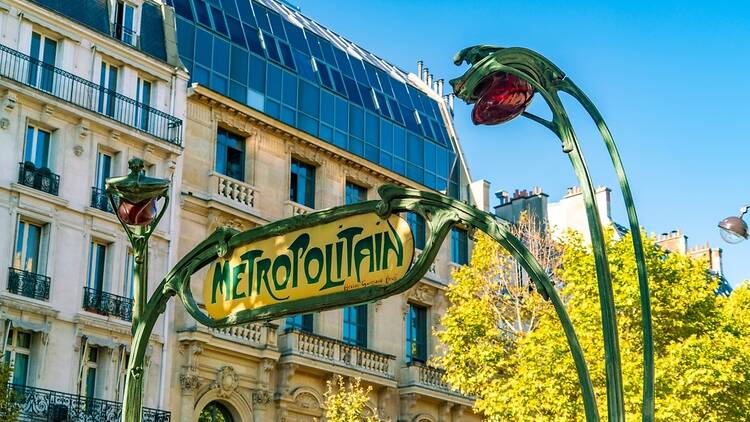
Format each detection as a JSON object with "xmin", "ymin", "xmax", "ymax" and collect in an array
[{"xmin": 199, "ymin": 401, "xmax": 234, "ymax": 422}]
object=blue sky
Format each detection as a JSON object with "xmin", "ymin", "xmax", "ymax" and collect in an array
[{"xmin": 294, "ymin": 0, "xmax": 750, "ymax": 285}]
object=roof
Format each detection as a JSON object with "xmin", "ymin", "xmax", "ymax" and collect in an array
[{"xmin": 167, "ymin": 0, "xmax": 460, "ymax": 194}]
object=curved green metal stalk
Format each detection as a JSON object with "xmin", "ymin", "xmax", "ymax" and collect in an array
[
  {"xmin": 450, "ymin": 46, "xmax": 654, "ymax": 422},
  {"xmin": 559, "ymin": 79, "xmax": 654, "ymax": 422}
]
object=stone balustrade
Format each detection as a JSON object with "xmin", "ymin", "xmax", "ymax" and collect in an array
[
  {"xmin": 401, "ymin": 361, "xmax": 452, "ymax": 392},
  {"xmin": 209, "ymin": 172, "xmax": 258, "ymax": 214},
  {"xmin": 285, "ymin": 200, "xmax": 314, "ymax": 217},
  {"xmin": 206, "ymin": 322, "xmax": 277, "ymax": 349},
  {"xmin": 280, "ymin": 329, "xmax": 396, "ymax": 379}
]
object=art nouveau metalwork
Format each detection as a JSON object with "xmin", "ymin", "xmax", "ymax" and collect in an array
[{"xmin": 450, "ymin": 45, "xmax": 653, "ymax": 422}]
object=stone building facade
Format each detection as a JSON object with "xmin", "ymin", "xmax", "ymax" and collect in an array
[
  {"xmin": 0, "ymin": 0, "xmax": 480, "ymax": 421},
  {"xmin": 0, "ymin": 0, "xmax": 186, "ymax": 419},
  {"xmin": 168, "ymin": 0, "xmax": 479, "ymax": 420}
]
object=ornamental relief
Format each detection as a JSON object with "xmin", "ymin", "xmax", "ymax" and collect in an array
[{"xmin": 211, "ymin": 366, "xmax": 239, "ymax": 398}]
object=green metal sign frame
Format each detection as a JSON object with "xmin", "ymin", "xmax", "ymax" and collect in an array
[{"xmin": 115, "ymin": 46, "xmax": 652, "ymax": 422}]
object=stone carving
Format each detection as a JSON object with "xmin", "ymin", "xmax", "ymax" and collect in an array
[
  {"xmin": 294, "ymin": 391, "xmax": 319, "ymax": 409},
  {"xmin": 252, "ymin": 389, "xmax": 272, "ymax": 406},
  {"xmin": 179, "ymin": 366, "xmax": 200, "ymax": 392},
  {"xmin": 212, "ymin": 366, "xmax": 239, "ymax": 398}
]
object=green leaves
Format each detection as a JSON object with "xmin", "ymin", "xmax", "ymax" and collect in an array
[{"xmin": 437, "ymin": 229, "xmax": 750, "ymax": 421}]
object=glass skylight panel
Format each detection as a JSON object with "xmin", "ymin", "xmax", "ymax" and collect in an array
[
  {"xmin": 237, "ymin": 0, "xmax": 255, "ymax": 25},
  {"xmin": 265, "ymin": 36, "xmax": 281, "ymax": 62},
  {"xmin": 315, "ymin": 60, "xmax": 333, "ymax": 89},
  {"xmin": 210, "ymin": 6, "xmax": 229, "ymax": 35},
  {"xmin": 350, "ymin": 57, "xmax": 368, "ymax": 84},
  {"xmin": 318, "ymin": 38, "xmax": 337, "ymax": 65},
  {"xmin": 174, "ymin": 0, "xmax": 194, "ymax": 19},
  {"xmin": 243, "ymin": 24, "xmax": 264, "ymax": 55},
  {"xmin": 194, "ymin": 0, "xmax": 212, "ymax": 27},
  {"xmin": 419, "ymin": 113, "xmax": 434, "ymax": 140},
  {"xmin": 283, "ymin": 20, "xmax": 308, "ymax": 53},
  {"xmin": 307, "ymin": 34, "xmax": 323, "ymax": 61},
  {"xmin": 359, "ymin": 84, "xmax": 377, "ymax": 112},
  {"xmin": 343, "ymin": 77, "xmax": 361, "ymax": 105},
  {"xmin": 226, "ymin": 16, "xmax": 246, "ymax": 44},
  {"xmin": 278, "ymin": 42, "xmax": 295, "ymax": 69},
  {"xmin": 252, "ymin": 2, "xmax": 272, "ymax": 33},
  {"xmin": 329, "ymin": 68, "xmax": 346, "ymax": 97},
  {"xmin": 388, "ymin": 98, "xmax": 403, "ymax": 124},
  {"xmin": 294, "ymin": 50, "xmax": 315, "ymax": 81},
  {"xmin": 333, "ymin": 48, "xmax": 354, "ymax": 78},
  {"xmin": 220, "ymin": 0, "xmax": 238, "ymax": 17},
  {"xmin": 267, "ymin": 10, "xmax": 286, "ymax": 40}
]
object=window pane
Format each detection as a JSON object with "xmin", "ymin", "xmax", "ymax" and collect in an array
[
  {"xmin": 345, "ymin": 182, "xmax": 367, "ymax": 205},
  {"xmin": 12, "ymin": 353, "xmax": 29, "ymax": 385}
]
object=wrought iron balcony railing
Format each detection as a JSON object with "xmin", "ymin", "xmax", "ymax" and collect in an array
[
  {"xmin": 7, "ymin": 267, "xmax": 50, "ymax": 301},
  {"xmin": 8, "ymin": 383, "xmax": 170, "ymax": 422},
  {"xmin": 91, "ymin": 187, "xmax": 114, "ymax": 213},
  {"xmin": 82, "ymin": 287, "xmax": 133, "ymax": 321},
  {"xmin": 17, "ymin": 162, "xmax": 60, "ymax": 196},
  {"xmin": 0, "ymin": 43, "xmax": 182, "ymax": 145}
]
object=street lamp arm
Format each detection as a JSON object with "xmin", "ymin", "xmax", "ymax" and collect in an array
[{"xmin": 521, "ymin": 111, "xmax": 556, "ymax": 133}]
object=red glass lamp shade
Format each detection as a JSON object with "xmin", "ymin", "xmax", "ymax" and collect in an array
[
  {"xmin": 117, "ymin": 198, "xmax": 157, "ymax": 226},
  {"xmin": 471, "ymin": 72, "xmax": 534, "ymax": 125}
]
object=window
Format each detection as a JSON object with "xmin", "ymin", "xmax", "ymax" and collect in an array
[
  {"xmin": 87, "ymin": 242, "xmax": 107, "ymax": 292},
  {"xmin": 114, "ymin": 1, "xmax": 137, "ymax": 45},
  {"xmin": 406, "ymin": 212, "xmax": 426, "ymax": 250},
  {"xmin": 28, "ymin": 31, "xmax": 57, "ymax": 92},
  {"xmin": 405, "ymin": 303, "xmax": 427, "ymax": 363},
  {"xmin": 23, "ymin": 126, "xmax": 51, "ymax": 169},
  {"xmin": 98, "ymin": 61, "xmax": 119, "ymax": 117},
  {"xmin": 345, "ymin": 181, "xmax": 367, "ymax": 205},
  {"xmin": 14, "ymin": 220, "xmax": 43, "ymax": 274},
  {"xmin": 290, "ymin": 159, "xmax": 315, "ymax": 208},
  {"xmin": 343, "ymin": 304, "xmax": 367, "ymax": 347},
  {"xmin": 124, "ymin": 250, "xmax": 135, "ymax": 299},
  {"xmin": 136, "ymin": 77, "xmax": 151, "ymax": 131},
  {"xmin": 451, "ymin": 228, "xmax": 469, "ymax": 265},
  {"xmin": 286, "ymin": 314, "xmax": 313, "ymax": 332},
  {"xmin": 215, "ymin": 128, "xmax": 245, "ymax": 181},
  {"xmin": 4, "ymin": 329, "xmax": 32, "ymax": 385},
  {"xmin": 84, "ymin": 346, "xmax": 99, "ymax": 398},
  {"xmin": 95, "ymin": 152, "xmax": 112, "ymax": 190}
]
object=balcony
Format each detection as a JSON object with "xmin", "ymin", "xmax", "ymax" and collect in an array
[
  {"xmin": 7, "ymin": 267, "xmax": 50, "ymax": 301},
  {"xmin": 82, "ymin": 287, "xmax": 133, "ymax": 321},
  {"xmin": 400, "ymin": 361, "xmax": 453, "ymax": 392},
  {"xmin": 17, "ymin": 162, "xmax": 60, "ymax": 196},
  {"xmin": 91, "ymin": 187, "xmax": 114, "ymax": 214},
  {"xmin": 280, "ymin": 329, "xmax": 396, "ymax": 380},
  {"xmin": 0, "ymin": 43, "xmax": 182, "ymax": 145},
  {"xmin": 113, "ymin": 25, "xmax": 140, "ymax": 48},
  {"xmin": 9, "ymin": 383, "xmax": 170, "ymax": 422},
  {"xmin": 208, "ymin": 172, "xmax": 259, "ymax": 215}
]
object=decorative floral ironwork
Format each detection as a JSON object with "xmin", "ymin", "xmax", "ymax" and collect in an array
[
  {"xmin": 9, "ymin": 383, "xmax": 170, "ymax": 421},
  {"xmin": 7, "ymin": 267, "xmax": 50, "ymax": 301},
  {"xmin": 82, "ymin": 287, "xmax": 134, "ymax": 321},
  {"xmin": 17, "ymin": 162, "xmax": 60, "ymax": 196}
]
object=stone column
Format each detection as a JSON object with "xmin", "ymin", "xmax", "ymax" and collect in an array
[
  {"xmin": 252, "ymin": 358, "xmax": 275, "ymax": 422},
  {"xmin": 178, "ymin": 341, "xmax": 202, "ymax": 422}
]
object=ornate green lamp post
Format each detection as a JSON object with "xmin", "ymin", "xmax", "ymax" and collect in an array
[
  {"xmin": 450, "ymin": 46, "xmax": 654, "ymax": 422},
  {"xmin": 106, "ymin": 158, "xmax": 170, "ymax": 422}
]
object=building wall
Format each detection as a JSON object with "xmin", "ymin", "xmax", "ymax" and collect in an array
[
  {"xmin": 547, "ymin": 186, "xmax": 614, "ymax": 242},
  {"xmin": 0, "ymin": 0, "xmax": 185, "ymax": 415},
  {"xmin": 171, "ymin": 87, "xmax": 478, "ymax": 422}
]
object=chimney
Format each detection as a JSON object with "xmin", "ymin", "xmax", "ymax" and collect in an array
[
  {"xmin": 436, "ymin": 79, "xmax": 444, "ymax": 96},
  {"xmin": 417, "ymin": 61, "xmax": 423, "ymax": 80},
  {"xmin": 427, "ymin": 72, "xmax": 433, "ymax": 89},
  {"xmin": 422, "ymin": 67, "xmax": 429, "ymax": 83},
  {"xmin": 447, "ymin": 93, "xmax": 454, "ymax": 114}
]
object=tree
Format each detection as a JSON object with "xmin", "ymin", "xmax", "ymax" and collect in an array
[
  {"xmin": 436, "ymin": 227, "xmax": 750, "ymax": 421},
  {"xmin": 323, "ymin": 375, "xmax": 385, "ymax": 422},
  {"xmin": 0, "ymin": 362, "xmax": 20, "ymax": 421}
]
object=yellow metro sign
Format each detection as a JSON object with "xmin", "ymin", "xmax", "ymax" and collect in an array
[{"xmin": 204, "ymin": 212, "xmax": 414, "ymax": 320}]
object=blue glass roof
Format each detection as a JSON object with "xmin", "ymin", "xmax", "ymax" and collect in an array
[{"xmin": 166, "ymin": 0, "xmax": 459, "ymax": 194}]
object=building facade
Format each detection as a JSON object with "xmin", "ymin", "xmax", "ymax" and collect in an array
[
  {"xmin": 0, "ymin": 0, "xmax": 186, "ymax": 419},
  {"xmin": 0, "ymin": 0, "xmax": 481, "ymax": 421},
  {"xmin": 168, "ymin": 0, "xmax": 478, "ymax": 421}
]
